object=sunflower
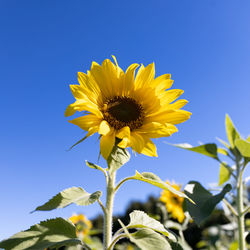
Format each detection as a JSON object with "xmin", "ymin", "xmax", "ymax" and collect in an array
[
  {"xmin": 65, "ymin": 56, "xmax": 191, "ymax": 159},
  {"xmin": 69, "ymin": 213, "xmax": 92, "ymax": 237},
  {"xmin": 160, "ymin": 181, "xmax": 185, "ymax": 223}
]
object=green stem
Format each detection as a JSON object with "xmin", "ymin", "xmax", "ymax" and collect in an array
[
  {"xmin": 113, "ymin": 227, "xmax": 125, "ymax": 238},
  {"xmin": 236, "ymin": 160, "xmax": 245, "ymax": 250},
  {"xmin": 243, "ymin": 205, "xmax": 250, "ymax": 215},
  {"xmin": 104, "ymin": 170, "xmax": 116, "ymax": 249},
  {"xmin": 115, "ymin": 177, "xmax": 133, "ymax": 193},
  {"xmin": 98, "ymin": 199, "xmax": 107, "ymax": 215},
  {"xmin": 107, "ymin": 233, "xmax": 127, "ymax": 250},
  {"xmin": 223, "ymin": 198, "xmax": 238, "ymax": 217}
]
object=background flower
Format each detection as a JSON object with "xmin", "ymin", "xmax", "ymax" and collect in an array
[
  {"xmin": 160, "ymin": 181, "xmax": 185, "ymax": 223},
  {"xmin": 69, "ymin": 213, "xmax": 92, "ymax": 237}
]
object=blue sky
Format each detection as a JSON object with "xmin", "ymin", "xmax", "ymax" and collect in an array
[{"xmin": 0, "ymin": 0, "xmax": 250, "ymax": 240}]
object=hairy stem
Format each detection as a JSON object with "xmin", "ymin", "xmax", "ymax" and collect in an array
[
  {"xmin": 107, "ymin": 233, "xmax": 127, "ymax": 250},
  {"xmin": 236, "ymin": 160, "xmax": 245, "ymax": 250},
  {"xmin": 104, "ymin": 170, "xmax": 116, "ymax": 249},
  {"xmin": 223, "ymin": 198, "xmax": 238, "ymax": 216},
  {"xmin": 115, "ymin": 177, "xmax": 133, "ymax": 193},
  {"xmin": 98, "ymin": 199, "xmax": 106, "ymax": 215}
]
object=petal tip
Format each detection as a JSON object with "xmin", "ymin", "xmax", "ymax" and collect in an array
[{"xmin": 111, "ymin": 55, "xmax": 118, "ymax": 66}]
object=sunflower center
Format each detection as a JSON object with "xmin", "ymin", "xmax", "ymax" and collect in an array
[{"xmin": 102, "ymin": 96, "xmax": 144, "ymax": 130}]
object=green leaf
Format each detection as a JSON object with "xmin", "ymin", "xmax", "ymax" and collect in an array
[
  {"xmin": 0, "ymin": 218, "xmax": 82, "ymax": 250},
  {"xmin": 165, "ymin": 222, "xmax": 192, "ymax": 250},
  {"xmin": 132, "ymin": 171, "xmax": 193, "ymax": 203},
  {"xmin": 127, "ymin": 210, "xmax": 175, "ymax": 240},
  {"xmin": 225, "ymin": 114, "xmax": 240, "ymax": 149},
  {"xmin": 130, "ymin": 229, "xmax": 172, "ymax": 250},
  {"xmin": 80, "ymin": 236, "xmax": 102, "ymax": 250},
  {"xmin": 85, "ymin": 161, "xmax": 107, "ymax": 178},
  {"xmin": 235, "ymin": 139, "xmax": 250, "ymax": 157},
  {"xmin": 173, "ymin": 143, "xmax": 219, "ymax": 160},
  {"xmin": 184, "ymin": 181, "xmax": 231, "ymax": 225},
  {"xmin": 169, "ymin": 241, "xmax": 185, "ymax": 250},
  {"xmin": 33, "ymin": 187, "xmax": 102, "ymax": 212},
  {"xmin": 219, "ymin": 162, "xmax": 231, "ymax": 186},
  {"xmin": 217, "ymin": 148, "xmax": 229, "ymax": 156},
  {"xmin": 107, "ymin": 146, "xmax": 130, "ymax": 174},
  {"xmin": 119, "ymin": 220, "xmax": 171, "ymax": 250},
  {"xmin": 165, "ymin": 221, "xmax": 182, "ymax": 231},
  {"xmin": 85, "ymin": 161, "xmax": 105, "ymax": 171}
]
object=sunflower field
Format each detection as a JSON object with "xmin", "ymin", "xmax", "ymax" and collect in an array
[
  {"xmin": 1, "ymin": 1, "xmax": 250, "ymax": 250},
  {"xmin": 1, "ymin": 57, "xmax": 249, "ymax": 250}
]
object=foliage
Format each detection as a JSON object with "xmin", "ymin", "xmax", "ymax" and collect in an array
[
  {"xmin": 172, "ymin": 114, "xmax": 250, "ymax": 249},
  {"xmin": 33, "ymin": 187, "xmax": 102, "ymax": 212},
  {"xmin": 184, "ymin": 181, "xmax": 231, "ymax": 225},
  {"xmin": 0, "ymin": 218, "xmax": 83, "ymax": 250},
  {"xmin": 1, "ymin": 105, "xmax": 249, "ymax": 250}
]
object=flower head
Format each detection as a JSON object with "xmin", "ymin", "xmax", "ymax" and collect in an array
[
  {"xmin": 160, "ymin": 181, "xmax": 185, "ymax": 223},
  {"xmin": 69, "ymin": 213, "xmax": 92, "ymax": 237},
  {"xmin": 66, "ymin": 56, "xmax": 191, "ymax": 159}
]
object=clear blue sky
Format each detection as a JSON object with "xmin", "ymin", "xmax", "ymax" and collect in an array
[{"xmin": 0, "ymin": 0, "xmax": 250, "ymax": 240}]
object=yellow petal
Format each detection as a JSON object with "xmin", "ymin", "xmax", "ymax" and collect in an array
[
  {"xmin": 87, "ymin": 125, "xmax": 99, "ymax": 136},
  {"xmin": 69, "ymin": 114, "xmax": 101, "ymax": 131},
  {"xmin": 111, "ymin": 55, "xmax": 124, "ymax": 77},
  {"xmin": 138, "ymin": 122, "xmax": 178, "ymax": 138},
  {"xmin": 134, "ymin": 63, "xmax": 155, "ymax": 89},
  {"xmin": 99, "ymin": 120, "xmax": 111, "ymax": 135},
  {"xmin": 111, "ymin": 55, "xmax": 118, "ymax": 66},
  {"xmin": 116, "ymin": 126, "xmax": 130, "ymax": 139},
  {"xmin": 65, "ymin": 103, "xmax": 77, "ymax": 117},
  {"xmin": 118, "ymin": 137, "xmax": 129, "ymax": 148},
  {"xmin": 77, "ymin": 72, "xmax": 88, "ymax": 88},
  {"xmin": 124, "ymin": 63, "xmax": 139, "ymax": 93},
  {"xmin": 167, "ymin": 99, "xmax": 188, "ymax": 109},
  {"xmin": 89, "ymin": 63, "xmax": 110, "ymax": 98},
  {"xmin": 151, "ymin": 74, "xmax": 173, "ymax": 93},
  {"xmin": 67, "ymin": 82, "xmax": 100, "ymax": 117},
  {"xmin": 130, "ymin": 132, "xmax": 145, "ymax": 154},
  {"xmin": 159, "ymin": 89, "xmax": 184, "ymax": 106},
  {"xmin": 102, "ymin": 58, "xmax": 124, "ymax": 96},
  {"xmin": 69, "ymin": 214, "xmax": 78, "ymax": 224},
  {"xmin": 165, "ymin": 123, "xmax": 179, "ymax": 133},
  {"xmin": 172, "ymin": 207, "xmax": 185, "ymax": 223},
  {"xmin": 70, "ymin": 85, "xmax": 86, "ymax": 99},
  {"xmin": 141, "ymin": 139, "xmax": 158, "ymax": 157},
  {"xmin": 116, "ymin": 127, "xmax": 130, "ymax": 148},
  {"xmin": 131, "ymin": 87, "xmax": 160, "ymax": 115},
  {"xmin": 100, "ymin": 133, "xmax": 115, "ymax": 159},
  {"xmin": 65, "ymin": 100, "xmax": 87, "ymax": 117},
  {"xmin": 78, "ymin": 72, "xmax": 100, "ymax": 98},
  {"xmin": 164, "ymin": 110, "xmax": 192, "ymax": 124},
  {"xmin": 147, "ymin": 109, "xmax": 191, "ymax": 124},
  {"xmin": 66, "ymin": 99, "xmax": 101, "ymax": 117}
]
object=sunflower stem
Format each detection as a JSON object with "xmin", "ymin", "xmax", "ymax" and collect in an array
[
  {"xmin": 236, "ymin": 159, "xmax": 246, "ymax": 250},
  {"xmin": 104, "ymin": 169, "xmax": 116, "ymax": 249}
]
